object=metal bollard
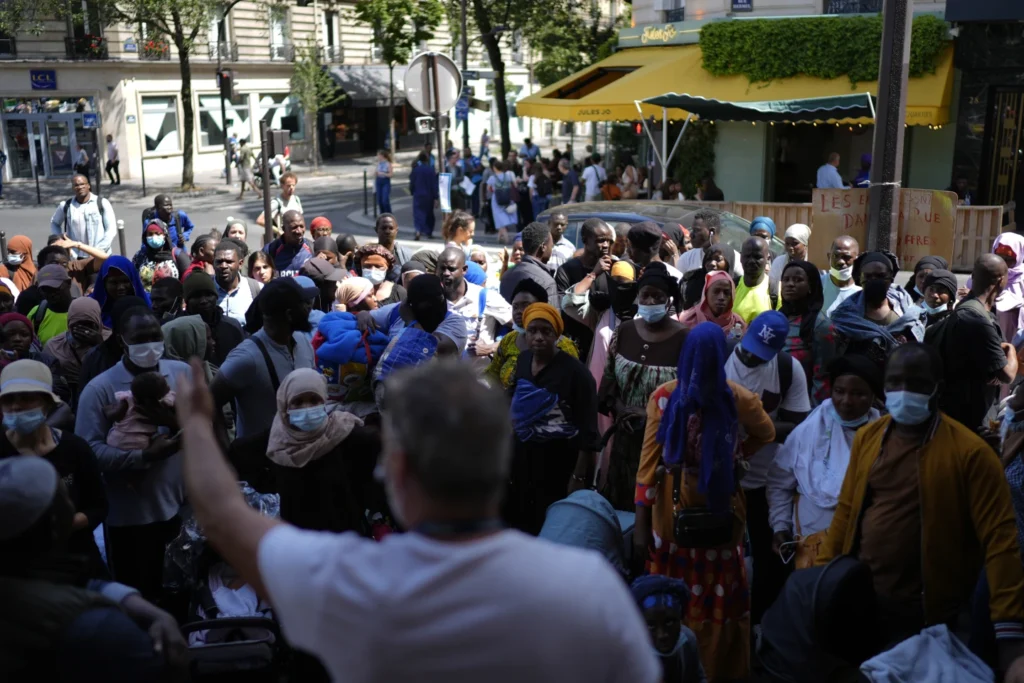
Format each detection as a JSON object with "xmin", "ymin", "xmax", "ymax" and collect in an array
[
  {"xmin": 363, "ymin": 170, "xmax": 368, "ymax": 216},
  {"xmin": 34, "ymin": 164, "xmax": 41, "ymax": 206},
  {"xmin": 116, "ymin": 219, "xmax": 127, "ymax": 257},
  {"xmin": 0, "ymin": 232, "xmax": 7, "ymax": 262}
]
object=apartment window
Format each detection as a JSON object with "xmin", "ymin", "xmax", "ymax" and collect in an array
[
  {"xmin": 198, "ymin": 93, "xmax": 249, "ymax": 148},
  {"xmin": 141, "ymin": 95, "xmax": 179, "ymax": 153},
  {"xmin": 73, "ymin": 0, "xmax": 103, "ymax": 37},
  {"xmin": 259, "ymin": 93, "xmax": 303, "ymax": 140},
  {"xmin": 269, "ymin": 6, "xmax": 290, "ymax": 60},
  {"xmin": 371, "ymin": 26, "xmax": 383, "ymax": 62},
  {"xmin": 511, "ymin": 30, "xmax": 522, "ymax": 65}
]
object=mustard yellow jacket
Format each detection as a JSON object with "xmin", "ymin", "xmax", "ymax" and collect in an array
[{"xmin": 817, "ymin": 413, "xmax": 1024, "ymax": 631}]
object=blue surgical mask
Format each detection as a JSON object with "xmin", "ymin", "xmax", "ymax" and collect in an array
[
  {"xmin": 3, "ymin": 408, "xmax": 47, "ymax": 435},
  {"xmin": 885, "ymin": 389, "xmax": 935, "ymax": 426},
  {"xmin": 829, "ymin": 404, "xmax": 870, "ymax": 429},
  {"xmin": 923, "ymin": 302, "xmax": 947, "ymax": 315},
  {"xmin": 513, "ymin": 323, "xmax": 526, "ymax": 334},
  {"xmin": 288, "ymin": 405, "xmax": 328, "ymax": 432},
  {"xmin": 637, "ymin": 303, "xmax": 668, "ymax": 323},
  {"xmin": 362, "ymin": 268, "xmax": 386, "ymax": 285},
  {"xmin": 146, "ymin": 235, "xmax": 166, "ymax": 249}
]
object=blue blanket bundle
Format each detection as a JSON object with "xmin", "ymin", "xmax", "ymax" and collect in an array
[{"xmin": 316, "ymin": 312, "xmax": 389, "ymax": 366}]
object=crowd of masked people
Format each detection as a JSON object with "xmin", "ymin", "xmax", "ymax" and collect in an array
[{"xmin": 7, "ymin": 171, "xmax": 1024, "ymax": 683}]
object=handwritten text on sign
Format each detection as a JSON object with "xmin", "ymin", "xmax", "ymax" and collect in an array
[
  {"xmin": 808, "ymin": 188, "xmax": 870, "ymax": 270},
  {"xmin": 897, "ymin": 190, "xmax": 957, "ymax": 270}
]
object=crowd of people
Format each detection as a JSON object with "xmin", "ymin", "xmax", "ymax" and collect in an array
[{"xmin": 7, "ymin": 167, "xmax": 1024, "ymax": 683}]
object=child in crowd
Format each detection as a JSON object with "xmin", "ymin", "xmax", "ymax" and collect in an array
[
  {"xmin": 105, "ymin": 371, "xmax": 178, "ymax": 450},
  {"xmin": 631, "ymin": 575, "xmax": 707, "ymax": 683}
]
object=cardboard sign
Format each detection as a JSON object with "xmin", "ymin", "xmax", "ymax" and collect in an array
[
  {"xmin": 896, "ymin": 189, "xmax": 957, "ymax": 270},
  {"xmin": 809, "ymin": 189, "xmax": 870, "ymax": 269}
]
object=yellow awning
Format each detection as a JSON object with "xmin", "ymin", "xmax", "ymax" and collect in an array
[{"xmin": 516, "ymin": 43, "xmax": 954, "ymax": 126}]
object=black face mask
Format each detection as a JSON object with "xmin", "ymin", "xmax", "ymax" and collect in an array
[
  {"xmin": 611, "ymin": 282, "xmax": 638, "ymax": 320},
  {"xmin": 289, "ymin": 307, "xmax": 313, "ymax": 333},
  {"xmin": 862, "ymin": 279, "xmax": 890, "ymax": 307}
]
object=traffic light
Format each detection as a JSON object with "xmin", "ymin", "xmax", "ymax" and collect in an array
[
  {"xmin": 633, "ymin": 121, "xmax": 644, "ymax": 136},
  {"xmin": 216, "ymin": 70, "xmax": 237, "ymax": 100}
]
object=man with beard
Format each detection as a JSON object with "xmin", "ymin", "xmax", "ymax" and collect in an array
[
  {"xmin": 214, "ymin": 239, "xmax": 263, "ymax": 326},
  {"xmin": 211, "ymin": 278, "xmax": 315, "ymax": 440},
  {"xmin": 435, "ymin": 247, "xmax": 512, "ymax": 358},
  {"xmin": 179, "ymin": 272, "xmax": 245, "ymax": 366},
  {"xmin": 734, "ymin": 237, "xmax": 775, "ymax": 325},
  {"xmin": 555, "ymin": 218, "xmax": 616, "ymax": 359},
  {"xmin": 675, "ymin": 211, "xmax": 742, "ymax": 279}
]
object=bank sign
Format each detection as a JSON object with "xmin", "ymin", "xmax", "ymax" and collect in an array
[{"xmin": 30, "ymin": 70, "xmax": 57, "ymax": 91}]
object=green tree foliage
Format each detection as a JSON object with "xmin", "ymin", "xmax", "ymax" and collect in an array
[
  {"xmin": 106, "ymin": 0, "xmax": 245, "ymax": 189},
  {"xmin": 669, "ymin": 121, "xmax": 717, "ymax": 200},
  {"xmin": 352, "ymin": 0, "xmax": 444, "ymax": 151},
  {"xmin": 700, "ymin": 14, "xmax": 948, "ymax": 87},
  {"xmin": 533, "ymin": 1, "xmax": 627, "ymax": 89},
  {"xmin": 292, "ymin": 39, "xmax": 346, "ymax": 172}
]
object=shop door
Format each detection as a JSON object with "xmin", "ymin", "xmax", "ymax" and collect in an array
[
  {"xmin": 74, "ymin": 121, "xmax": 98, "ymax": 174},
  {"xmin": 984, "ymin": 89, "xmax": 1024, "ymax": 207},
  {"xmin": 3, "ymin": 119, "xmax": 33, "ymax": 179},
  {"xmin": 47, "ymin": 121, "xmax": 74, "ymax": 176}
]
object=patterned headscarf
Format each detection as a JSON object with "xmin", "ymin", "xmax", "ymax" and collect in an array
[{"xmin": 354, "ymin": 243, "xmax": 396, "ymax": 271}]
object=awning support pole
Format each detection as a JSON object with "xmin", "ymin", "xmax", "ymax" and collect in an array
[
  {"xmin": 664, "ymin": 114, "xmax": 691, "ymax": 174},
  {"xmin": 635, "ymin": 100, "xmax": 665, "ymax": 183},
  {"xmin": 866, "ymin": 92, "xmax": 876, "ymax": 120},
  {"xmin": 661, "ymin": 107, "xmax": 668, "ymax": 185}
]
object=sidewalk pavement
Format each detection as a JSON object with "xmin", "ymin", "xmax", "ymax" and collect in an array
[{"xmin": 0, "ymin": 150, "xmax": 423, "ymax": 209}]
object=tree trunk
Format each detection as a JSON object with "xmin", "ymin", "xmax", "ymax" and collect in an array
[
  {"xmin": 309, "ymin": 112, "xmax": 319, "ymax": 172},
  {"xmin": 177, "ymin": 35, "xmax": 195, "ymax": 190},
  {"xmin": 471, "ymin": 0, "xmax": 510, "ymax": 159},
  {"xmin": 388, "ymin": 63, "xmax": 396, "ymax": 155}
]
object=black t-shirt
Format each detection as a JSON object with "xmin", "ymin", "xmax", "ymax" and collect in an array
[
  {"xmin": 926, "ymin": 296, "xmax": 1006, "ymax": 431},
  {"xmin": 0, "ymin": 430, "xmax": 108, "ymax": 573},
  {"xmin": 555, "ymin": 257, "xmax": 597, "ymax": 358}
]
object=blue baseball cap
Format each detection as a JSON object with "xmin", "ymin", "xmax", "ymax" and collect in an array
[
  {"xmin": 741, "ymin": 311, "xmax": 788, "ymax": 361},
  {"xmin": 292, "ymin": 275, "xmax": 320, "ymax": 301}
]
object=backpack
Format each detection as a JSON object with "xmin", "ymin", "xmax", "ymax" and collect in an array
[
  {"xmin": 776, "ymin": 349, "xmax": 794, "ymax": 406},
  {"xmin": 494, "ymin": 174, "xmax": 513, "ymax": 208},
  {"xmin": 768, "ymin": 280, "xmax": 780, "ymax": 310},
  {"xmin": 61, "ymin": 196, "xmax": 106, "ymax": 231},
  {"xmin": 534, "ymin": 173, "xmax": 553, "ymax": 197}
]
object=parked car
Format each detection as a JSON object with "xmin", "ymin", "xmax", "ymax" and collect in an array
[{"xmin": 536, "ymin": 201, "xmax": 786, "ymax": 258}]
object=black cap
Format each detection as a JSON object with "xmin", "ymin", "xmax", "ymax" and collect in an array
[
  {"xmin": 301, "ymin": 257, "xmax": 347, "ymax": 284},
  {"xmin": 627, "ymin": 221, "xmax": 663, "ymax": 251}
]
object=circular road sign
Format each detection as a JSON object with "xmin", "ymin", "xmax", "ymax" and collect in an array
[{"xmin": 404, "ymin": 52, "xmax": 463, "ymax": 115}]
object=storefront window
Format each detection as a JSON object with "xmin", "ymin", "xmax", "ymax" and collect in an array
[
  {"xmin": 198, "ymin": 94, "xmax": 250, "ymax": 148},
  {"xmin": 141, "ymin": 95, "xmax": 179, "ymax": 153},
  {"xmin": 258, "ymin": 93, "xmax": 303, "ymax": 140}
]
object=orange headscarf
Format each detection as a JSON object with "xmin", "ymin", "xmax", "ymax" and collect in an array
[
  {"xmin": 679, "ymin": 271, "xmax": 746, "ymax": 334},
  {"xmin": 3, "ymin": 236, "xmax": 37, "ymax": 293}
]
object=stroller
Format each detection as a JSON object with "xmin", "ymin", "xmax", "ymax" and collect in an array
[
  {"xmin": 539, "ymin": 489, "xmax": 634, "ymax": 579},
  {"xmin": 165, "ymin": 484, "xmax": 287, "ymax": 681}
]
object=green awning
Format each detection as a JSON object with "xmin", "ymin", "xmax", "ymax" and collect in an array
[{"xmin": 639, "ymin": 93, "xmax": 875, "ymax": 122}]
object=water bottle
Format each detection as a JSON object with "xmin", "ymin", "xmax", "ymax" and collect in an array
[{"xmin": 729, "ymin": 322, "xmax": 744, "ymax": 340}]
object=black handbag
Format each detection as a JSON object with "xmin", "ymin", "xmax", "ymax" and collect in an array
[{"xmin": 670, "ymin": 465, "xmax": 735, "ymax": 549}]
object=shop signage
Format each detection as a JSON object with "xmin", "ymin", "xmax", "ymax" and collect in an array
[
  {"xmin": 30, "ymin": 70, "xmax": 57, "ymax": 91},
  {"xmin": 83, "ymin": 113, "xmax": 99, "ymax": 129},
  {"xmin": 810, "ymin": 188, "xmax": 957, "ymax": 269},
  {"xmin": 124, "ymin": 38, "xmax": 137, "ymax": 52},
  {"xmin": 126, "ymin": 114, "xmax": 137, "ymax": 124},
  {"xmin": 619, "ymin": 22, "xmax": 696, "ymax": 48},
  {"xmin": 732, "ymin": 0, "xmax": 753, "ymax": 10},
  {"xmin": 945, "ymin": 0, "xmax": 1024, "ymax": 22}
]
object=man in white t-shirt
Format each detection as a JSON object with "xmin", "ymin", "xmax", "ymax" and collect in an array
[
  {"xmin": 175, "ymin": 359, "xmax": 659, "ymax": 683},
  {"xmin": 436, "ymin": 247, "xmax": 512, "ymax": 349},
  {"xmin": 821, "ymin": 235, "xmax": 861, "ymax": 316},
  {"xmin": 581, "ymin": 154, "xmax": 607, "ymax": 202},
  {"xmin": 724, "ymin": 310, "xmax": 810, "ymax": 628},
  {"xmin": 676, "ymin": 210, "xmax": 743, "ymax": 279}
]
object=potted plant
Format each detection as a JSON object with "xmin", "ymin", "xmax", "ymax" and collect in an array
[{"xmin": 142, "ymin": 38, "xmax": 169, "ymax": 59}]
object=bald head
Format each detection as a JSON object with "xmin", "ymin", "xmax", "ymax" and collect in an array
[
  {"xmin": 972, "ymin": 253, "xmax": 1008, "ymax": 297},
  {"xmin": 281, "ymin": 210, "xmax": 306, "ymax": 246},
  {"xmin": 829, "ymin": 235, "xmax": 860, "ymax": 277}
]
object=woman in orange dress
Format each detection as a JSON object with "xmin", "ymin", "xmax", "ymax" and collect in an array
[{"xmin": 633, "ymin": 321, "xmax": 775, "ymax": 682}]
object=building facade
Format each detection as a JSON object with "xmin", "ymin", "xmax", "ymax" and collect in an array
[{"xmin": 0, "ymin": 0, "xmax": 607, "ymax": 183}]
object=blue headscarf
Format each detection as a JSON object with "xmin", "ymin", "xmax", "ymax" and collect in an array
[
  {"xmin": 655, "ymin": 322, "xmax": 737, "ymax": 513},
  {"xmin": 631, "ymin": 575, "xmax": 691, "ymax": 613},
  {"xmin": 749, "ymin": 216, "xmax": 776, "ymax": 239},
  {"xmin": 465, "ymin": 261, "xmax": 487, "ymax": 286},
  {"xmin": 90, "ymin": 255, "xmax": 152, "ymax": 326}
]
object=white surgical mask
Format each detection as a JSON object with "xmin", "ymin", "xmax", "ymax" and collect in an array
[
  {"xmin": 829, "ymin": 404, "xmax": 870, "ymax": 429},
  {"xmin": 125, "ymin": 340, "xmax": 164, "ymax": 367},
  {"xmin": 829, "ymin": 265, "xmax": 853, "ymax": 282},
  {"xmin": 637, "ymin": 303, "xmax": 667, "ymax": 323},
  {"xmin": 885, "ymin": 389, "xmax": 935, "ymax": 426},
  {"xmin": 923, "ymin": 301, "xmax": 947, "ymax": 315},
  {"xmin": 363, "ymin": 268, "xmax": 386, "ymax": 285},
  {"xmin": 6, "ymin": 253, "xmax": 24, "ymax": 266}
]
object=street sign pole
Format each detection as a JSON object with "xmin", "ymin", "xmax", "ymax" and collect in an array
[
  {"xmin": 260, "ymin": 120, "xmax": 274, "ymax": 246},
  {"xmin": 866, "ymin": 0, "xmax": 912, "ymax": 252},
  {"xmin": 428, "ymin": 53, "xmax": 445, "ymax": 175},
  {"xmin": 460, "ymin": 0, "xmax": 470, "ymax": 151}
]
